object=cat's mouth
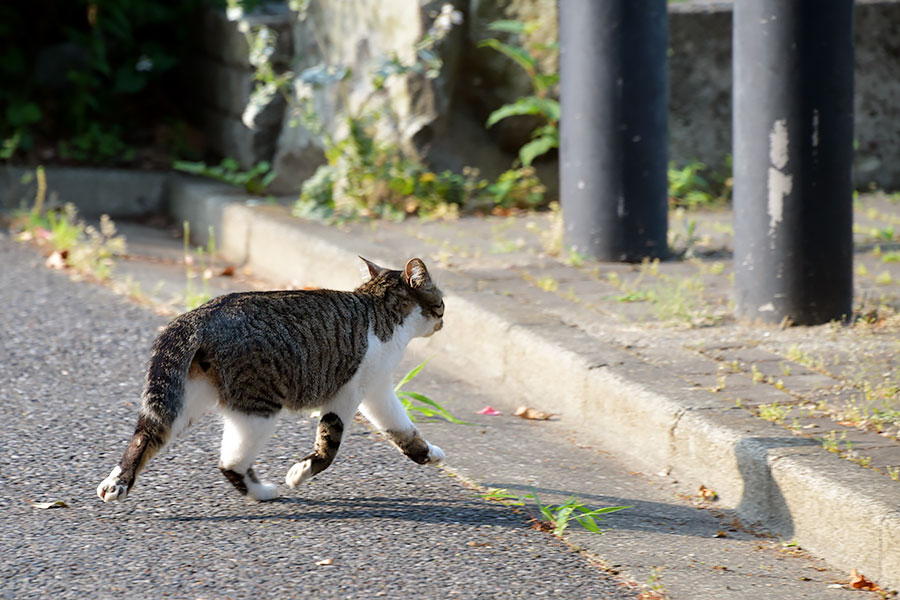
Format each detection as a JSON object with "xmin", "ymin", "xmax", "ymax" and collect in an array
[{"xmin": 423, "ymin": 320, "xmax": 443, "ymax": 337}]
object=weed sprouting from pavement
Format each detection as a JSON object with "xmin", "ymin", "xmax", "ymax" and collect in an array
[
  {"xmin": 481, "ymin": 487, "xmax": 629, "ymax": 536},
  {"xmin": 820, "ymin": 430, "xmax": 847, "ymax": 454},
  {"xmin": 757, "ymin": 402, "xmax": 791, "ymax": 424},
  {"xmin": 481, "ymin": 488, "xmax": 525, "ymax": 505},
  {"xmin": 525, "ymin": 489, "xmax": 628, "ymax": 536}
]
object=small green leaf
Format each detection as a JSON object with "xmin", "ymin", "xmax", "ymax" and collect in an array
[
  {"xmin": 519, "ymin": 134, "xmax": 558, "ymax": 166},
  {"xmin": 172, "ymin": 160, "xmax": 208, "ymax": 175},
  {"xmin": 487, "ymin": 20, "xmax": 528, "ymax": 34},
  {"xmin": 394, "ymin": 360, "xmax": 428, "ymax": 390},
  {"xmin": 532, "ymin": 73, "xmax": 560, "ymax": 94},
  {"xmin": 478, "ymin": 39, "xmax": 536, "ymax": 75}
]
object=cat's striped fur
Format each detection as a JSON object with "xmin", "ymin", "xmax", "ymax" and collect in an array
[{"xmin": 97, "ymin": 257, "xmax": 445, "ymax": 503}]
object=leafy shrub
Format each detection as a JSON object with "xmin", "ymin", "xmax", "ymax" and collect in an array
[{"xmin": 0, "ymin": 0, "xmax": 229, "ymax": 163}]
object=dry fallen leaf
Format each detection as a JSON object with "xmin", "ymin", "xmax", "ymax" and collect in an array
[
  {"xmin": 315, "ymin": 557, "xmax": 334, "ymax": 566},
  {"xmin": 698, "ymin": 485, "xmax": 718, "ymax": 501},
  {"xmin": 848, "ymin": 568, "xmax": 881, "ymax": 591},
  {"xmin": 28, "ymin": 499, "xmax": 68, "ymax": 509},
  {"xmin": 219, "ymin": 265, "xmax": 236, "ymax": 277},
  {"xmin": 713, "ymin": 530, "xmax": 727, "ymax": 538},
  {"xmin": 514, "ymin": 406, "xmax": 553, "ymax": 420}
]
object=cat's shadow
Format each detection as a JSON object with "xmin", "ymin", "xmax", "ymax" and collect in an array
[
  {"xmin": 162, "ymin": 494, "xmax": 527, "ymax": 528},
  {"xmin": 162, "ymin": 489, "xmax": 724, "ymax": 538}
]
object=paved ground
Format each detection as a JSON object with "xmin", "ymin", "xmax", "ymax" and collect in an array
[
  {"xmin": 0, "ymin": 223, "xmax": 872, "ymax": 599},
  {"xmin": 0, "ymin": 235, "xmax": 635, "ymax": 600}
]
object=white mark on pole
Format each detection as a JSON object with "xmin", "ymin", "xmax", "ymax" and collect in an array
[
  {"xmin": 769, "ymin": 119, "xmax": 789, "ymax": 169},
  {"xmin": 811, "ymin": 109, "xmax": 820, "ymax": 148},
  {"xmin": 767, "ymin": 119, "xmax": 792, "ymax": 238},
  {"xmin": 577, "ymin": 180, "xmax": 585, "ymax": 190},
  {"xmin": 618, "ymin": 194, "xmax": 626, "ymax": 218},
  {"xmin": 758, "ymin": 302, "xmax": 775, "ymax": 313}
]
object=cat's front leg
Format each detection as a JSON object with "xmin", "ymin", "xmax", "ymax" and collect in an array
[{"xmin": 358, "ymin": 377, "xmax": 445, "ymax": 466}]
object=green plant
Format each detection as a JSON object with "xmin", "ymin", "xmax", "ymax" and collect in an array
[
  {"xmin": 13, "ymin": 175, "xmax": 125, "ymax": 281},
  {"xmin": 525, "ymin": 489, "xmax": 629, "ymax": 536},
  {"xmin": 535, "ymin": 276, "xmax": 558, "ymax": 292},
  {"xmin": 750, "ymin": 364, "xmax": 765, "ymax": 384},
  {"xmin": 758, "ymin": 402, "xmax": 791, "ymax": 424},
  {"xmin": 0, "ymin": 0, "xmax": 223, "ymax": 163},
  {"xmin": 821, "ymin": 430, "xmax": 847, "ymax": 453},
  {"xmin": 480, "ymin": 20, "xmax": 559, "ymax": 167},
  {"xmin": 886, "ymin": 466, "xmax": 899, "ymax": 481},
  {"xmin": 481, "ymin": 488, "xmax": 525, "ymax": 505},
  {"xmin": 174, "ymin": 158, "xmax": 276, "ymax": 195},
  {"xmin": 668, "ymin": 161, "xmax": 714, "ymax": 208},
  {"xmin": 645, "ymin": 567, "xmax": 666, "ymax": 596},
  {"xmin": 394, "ymin": 361, "xmax": 468, "ymax": 424},
  {"xmin": 525, "ymin": 201, "xmax": 563, "ymax": 256},
  {"xmin": 182, "ymin": 221, "xmax": 214, "ymax": 311},
  {"xmin": 874, "ymin": 225, "xmax": 895, "ymax": 241},
  {"xmin": 668, "ymin": 212, "xmax": 700, "ymax": 257},
  {"xmin": 667, "ymin": 158, "xmax": 733, "ymax": 209}
]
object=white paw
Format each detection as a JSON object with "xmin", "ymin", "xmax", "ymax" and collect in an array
[
  {"xmin": 247, "ymin": 480, "xmax": 279, "ymax": 502},
  {"xmin": 426, "ymin": 444, "xmax": 446, "ymax": 465},
  {"xmin": 285, "ymin": 460, "xmax": 313, "ymax": 489},
  {"xmin": 97, "ymin": 466, "xmax": 128, "ymax": 503}
]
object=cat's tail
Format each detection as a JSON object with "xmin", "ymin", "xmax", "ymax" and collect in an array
[{"xmin": 97, "ymin": 316, "xmax": 202, "ymax": 502}]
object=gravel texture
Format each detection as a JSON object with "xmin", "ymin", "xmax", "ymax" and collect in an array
[{"xmin": 0, "ymin": 236, "xmax": 633, "ymax": 600}]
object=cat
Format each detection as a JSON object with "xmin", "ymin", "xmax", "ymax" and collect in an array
[{"xmin": 97, "ymin": 257, "xmax": 445, "ymax": 503}]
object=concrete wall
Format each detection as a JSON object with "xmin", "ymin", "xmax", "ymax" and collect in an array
[
  {"xmin": 182, "ymin": 4, "xmax": 294, "ymax": 171},
  {"xmin": 668, "ymin": 0, "xmax": 900, "ymax": 189}
]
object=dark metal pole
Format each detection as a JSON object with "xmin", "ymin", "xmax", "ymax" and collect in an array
[
  {"xmin": 559, "ymin": 0, "xmax": 668, "ymax": 262},
  {"xmin": 733, "ymin": 0, "xmax": 854, "ymax": 325}
]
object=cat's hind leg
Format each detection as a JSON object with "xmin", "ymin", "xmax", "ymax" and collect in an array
[
  {"xmin": 358, "ymin": 376, "xmax": 445, "ymax": 466},
  {"xmin": 285, "ymin": 391, "xmax": 359, "ymax": 489},
  {"xmin": 97, "ymin": 375, "xmax": 217, "ymax": 502},
  {"xmin": 219, "ymin": 408, "xmax": 280, "ymax": 501}
]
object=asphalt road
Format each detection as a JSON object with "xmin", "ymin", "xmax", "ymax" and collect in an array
[{"xmin": 0, "ymin": 235, "xmax": 634, "ymax": 600}]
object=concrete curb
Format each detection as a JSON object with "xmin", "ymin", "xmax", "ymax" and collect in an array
[
  {"xmin": 165, "ymin": 175, "xmax": 899, "ymax": 589},
  {"xmin": 1, "ymin": 166, "xmax": 169, "ymax": 218}
]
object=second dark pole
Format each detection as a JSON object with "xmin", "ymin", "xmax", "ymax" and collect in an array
[{"xmin": 733, "ymin": 0, "xmax": 854, "ymax": 325}]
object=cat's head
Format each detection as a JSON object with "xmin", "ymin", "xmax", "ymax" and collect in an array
[{"xmin": 359, "ymin": 257, "xmax": 444, "ymax": 337}]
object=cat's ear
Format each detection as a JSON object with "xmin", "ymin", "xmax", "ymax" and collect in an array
[
  {"xmin": 359, "ymin": 256, "xmax": 388, "ymax": 281},
  {"xmin": 404, "ymin": 258, "xmax": 431, "ymax": 289}
]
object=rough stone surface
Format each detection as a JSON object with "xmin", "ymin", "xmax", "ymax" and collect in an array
[
  {"xmin": 185, "ymin": 3, "xmax": 293, "ymax": 168},
  {"xmin": 272, "ymin": 0, "xmax": 464, "ymax": 191}
]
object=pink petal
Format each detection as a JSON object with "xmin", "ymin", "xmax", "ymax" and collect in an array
[{"xmin": 477, "ymin": 406, "xmax": 502, "ymax": 416}]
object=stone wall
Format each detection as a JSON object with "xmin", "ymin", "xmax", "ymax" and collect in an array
[
  {"xmin": 183, "ymin": 4, "xmax": 293, "ymax": 172},
  {"xmin": 667, "ymin": 0, "xmax": 900, "ymax": 189},
  {"xmin": 192, "ymin": 0, "xmax": 900, "ymax": 193}
]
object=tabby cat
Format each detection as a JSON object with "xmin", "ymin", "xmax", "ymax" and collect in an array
[{"xmin": 97, "ymin": 257, "xmax": 445, "ymax": 502}]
